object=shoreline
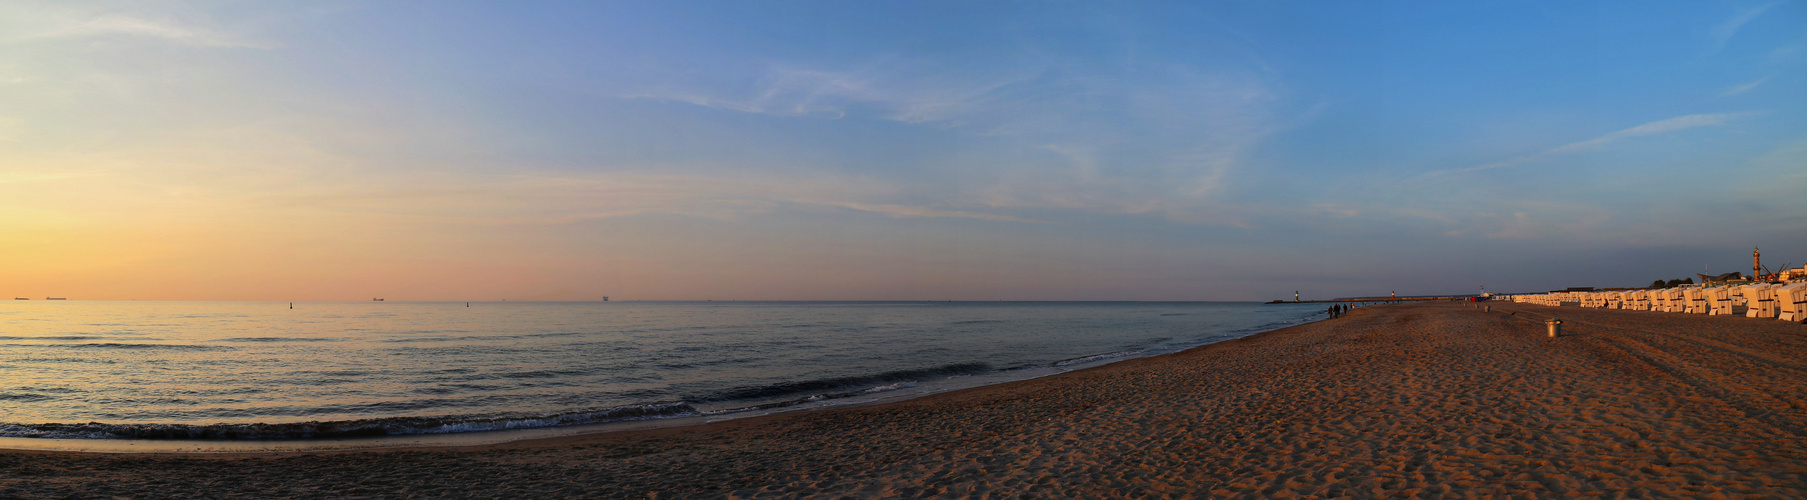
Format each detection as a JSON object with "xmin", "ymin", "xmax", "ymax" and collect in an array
[
  {"xmin": 7, "ymin": 302, "xmax": 1806, "ymax": 498},
  {"xmin": 0, "ymin": 311, "xmax": 1322, "ymax": 453}
]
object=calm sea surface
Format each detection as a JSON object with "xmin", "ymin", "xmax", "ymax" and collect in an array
[{"xmin": 0, "ymin": 301, "xmax": 1324, "ymax": 439}]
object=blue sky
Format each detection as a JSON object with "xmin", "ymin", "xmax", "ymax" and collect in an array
[{"xmin": 2, "ymin": 1, "xmax": 1804, "ymax": 300}]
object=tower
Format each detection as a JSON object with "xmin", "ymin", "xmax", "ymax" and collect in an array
[{"xmin": 1755, "ymin": 247, "xmax": 1762, "ymax": 281}]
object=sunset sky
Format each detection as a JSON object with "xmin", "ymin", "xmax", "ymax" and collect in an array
[{"xmin": 3, "ymin": 1, "xmax": 1804, "ymax": 301}]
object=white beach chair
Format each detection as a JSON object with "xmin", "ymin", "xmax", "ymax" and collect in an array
[
  {"xmin": 1742, "ymin": 284, "xmax": 1777, "ymax": 319},
  {"xmin": 1683, "ymin": 288, "xmax": 1708, "ymax": 314},
  {"xmin": 1665, "ymin": 289, "xmax": 1687, "ymax": 313},
  {"xmin": 1779, "ymin": 283, "xmax": 1807, "ymax": 323},
  {"xmin": 1706, "ymin": 287, "xmax": 1737, "ymax": 316}
]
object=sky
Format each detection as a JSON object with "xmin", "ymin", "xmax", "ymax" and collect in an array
[{"xmin": 2, "ymin": 1, "xmax": 1804, "ymax": 301}]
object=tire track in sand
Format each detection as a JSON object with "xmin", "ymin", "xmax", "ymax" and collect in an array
[
  {"xmin": 1558, "ymin": 316, "xmax": 1807, "ymax": 375},
  {"xmin": 1577, "ymin": 329, "xmax": 1807, "ymax": 439}
]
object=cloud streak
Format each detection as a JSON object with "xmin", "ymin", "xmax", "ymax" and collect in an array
[
  {"xmin": 1710, "ymin": 1, "xmax": 1783, "ymax": 47},
  {"xmin": 627, "ymin": 64, "xmax": 1037, "ymax": 123},
  {"xmin": 626, "ymin": 59, "xmax": 1286, "ymax": 226},
  {"xmin": 10, "ymin": 9, "xmax": 270, "ymax": 49},
  {"xmin": 253, "ymin": 170, "xmax": 1049, "ymax": 226},
  {"xmin": 1442, "ymin": 112, "xmax": 1757, "ymax": 174},
  {"xmin": 1723, "ymin": 76, "xmax": 1771, "ymax": 95}
]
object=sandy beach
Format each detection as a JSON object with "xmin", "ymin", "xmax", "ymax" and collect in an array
[{"xmin": 6, "ymin": 301, "xmax": 1807, "ymax": 498}]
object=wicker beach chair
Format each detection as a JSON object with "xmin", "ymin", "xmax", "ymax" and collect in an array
[
  {"xmin": 1631, "ymin": 290, "xmax": 1651, "ymax": 311},
  {"xmin": 1742, "ymin": 284, "xmax": 1778, "ymax": 319},
  {"xmin": 1684, "ymin": 288, "xmax": 1709, "ymax": 314},
  {"xmin": 1779, "ymin": 283, "xmax": 1807, "ymax": 323},
  {"xmin": 1706, "ymin": 287, "xmax": 1737, "ymax": 316}
]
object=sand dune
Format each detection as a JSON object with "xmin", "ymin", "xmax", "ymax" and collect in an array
[{"xmin": 5, "ymin": 302, "xmax": 1806, "ymax": 498}]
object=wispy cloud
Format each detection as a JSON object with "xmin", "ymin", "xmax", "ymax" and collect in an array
[
  {"xmin": 1774, "ymin": 35, "xmax": 1807, "ymax": 60},
  {"xmin": 1723, "ymin": 76, "xmax": 1771, "ymax": 95},
  {"xmin": 1443, "ymin": 112, "xmax": 1758, "ymax": 174},
  {"xmin": 253, "ymin": 170, "xmax": 1050, "ymax": 226},
  {"xmin": 1545, "ymin": 113, "xmax": 1750, "ymax": 154},
  {"xmin": 627, "ymin": 60, "xmax": 1285, "ymax": 226},
  {"xmin": 1710, "ymin": 1, "xmax": 1783, "ymax": 47},
  {"xmin": 823, "ymin": 202, "xmax": 1048, "ymax": 224},
  {"xmin": 15, "ymin": 14, "xmax": 270, "ymax": 48},
  {"xmin": 627, "ymin": 64, "xmax": 1035, "ymax": 123}
]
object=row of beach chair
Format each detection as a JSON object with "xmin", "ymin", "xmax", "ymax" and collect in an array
[{"xmin": 1508, "ymin": 282, "xmax": 1807, "ymax": 322}]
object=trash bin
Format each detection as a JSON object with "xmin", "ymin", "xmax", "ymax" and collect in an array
[{"xmin": 1546, "ymin": 319, "xmax": 1562, "ymax": 338}]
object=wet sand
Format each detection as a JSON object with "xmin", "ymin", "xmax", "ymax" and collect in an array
[{"xmin": 6, "ymin": 302, "xmax": 1807, "ymax": 498}]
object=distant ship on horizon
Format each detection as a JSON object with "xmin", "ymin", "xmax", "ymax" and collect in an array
[
  {"xmin": 46, "ymin": 297, "xmax": 66, "ymax": 300},
  {"xmin": 13, "ymin": 297, "xmax": 26, "ymax": 300},
  {"xmin": 373, "ymin": 298, "xmax": 384, "ymax": 301}
]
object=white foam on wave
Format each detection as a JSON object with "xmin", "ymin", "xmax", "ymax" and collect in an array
[
  {"xmin": 859, "ymin": 382, "xmax": 916, "ymax": 394},
  {"xmin": 1054, "ymin": 349, "xmax": 1144, "ymax": 367}
]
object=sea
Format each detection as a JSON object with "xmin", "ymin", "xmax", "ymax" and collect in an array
[{"xmin": 0, "ymin": 300, "xmax": 1325, "ymax": 442}]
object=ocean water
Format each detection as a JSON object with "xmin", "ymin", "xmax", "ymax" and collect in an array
[{"xmin": 0, "ymin": 300, "xmax": 1324, "ymax": 440}]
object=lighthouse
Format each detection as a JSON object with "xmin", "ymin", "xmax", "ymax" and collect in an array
[{"xmin": 1754, "ymin": 246, "xmax": 1762, "ymax": 281}]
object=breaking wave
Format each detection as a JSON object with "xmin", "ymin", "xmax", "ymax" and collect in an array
[{"xmin": 689, "ymin": 362, "xmax": 990, "ymax": 402}]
